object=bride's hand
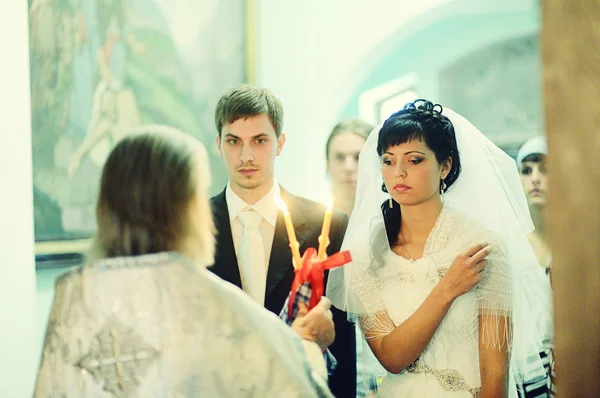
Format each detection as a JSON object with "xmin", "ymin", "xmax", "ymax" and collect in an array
[{"xmin": 439, "ymin": 243, "xmax": 491, "ymax": 301}]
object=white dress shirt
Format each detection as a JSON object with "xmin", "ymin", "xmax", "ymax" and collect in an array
[
  {"xmin": 226, "ymin": 182, "xmax": 279, "ymax": 271},
  {"xmin": 226, "ymin": 183, "xmax": 329, "ymax": 377}
]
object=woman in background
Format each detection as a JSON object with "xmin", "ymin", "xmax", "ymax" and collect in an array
[
  {"xmin": 516, "ymin": 136, "xmax": 555, "ymax": 397},
  {"xmin": 517, "ymin": 137, "xmax": 551, "ymax": 278}
]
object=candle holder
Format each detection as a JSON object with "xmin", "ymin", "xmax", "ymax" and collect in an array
[{"xmin": 278, "ymin": 248, "xmax": 351, "ymax": 323}]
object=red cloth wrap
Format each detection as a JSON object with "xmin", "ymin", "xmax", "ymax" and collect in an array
[{"xmin": 288, "ymin": 248, "xmax": 352, "ymax": 319}]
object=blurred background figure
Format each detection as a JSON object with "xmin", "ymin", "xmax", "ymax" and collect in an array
[
  {"xmin": 325, "ymin": 118, "xmax": 383, "ymax": 397},
  {"xmin": 516, "ymin": 135, "xmax": 555, "ymax": 397},
  {"xmin": 326, "ymin": 119, "xmax": 373, "ymax": 216},
  {"xmin": 518, "ymin": 136, "xmax": 551, "ymax": 278}
]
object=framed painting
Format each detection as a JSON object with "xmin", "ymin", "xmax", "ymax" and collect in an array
[{"xmin": 29, "ymin": 0, "xmax": 255, "ymax": 267}]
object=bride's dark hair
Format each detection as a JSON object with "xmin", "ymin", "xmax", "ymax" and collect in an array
[{"xmin": 377, "ymin": 99, "xmax": 461, "ymax": 247}]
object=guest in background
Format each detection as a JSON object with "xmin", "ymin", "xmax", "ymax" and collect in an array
[
  {"xmin": 516, "ymin": 136, "xmax": 555, "ymax": 397},
  {"xmin": 517, "ymin": 136, "xmax": 551, "ymax": 278},
  {"xmin": 326, "ymin": 119, "xmax": 373, "ymax": 216},
  {"xmin": 326, "ymin": 118, "xmax": 383, "ymax": 397}
]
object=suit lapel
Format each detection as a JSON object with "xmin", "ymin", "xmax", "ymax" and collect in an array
[
  {"xmin": 210, "ymin": 189, "xmax": 242, "ymax": 288},
  {"xmin": 265, "ymin": 189, "xmax": 308, "ymax": 300}
]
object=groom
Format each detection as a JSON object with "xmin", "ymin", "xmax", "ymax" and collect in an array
[{"xmin": 209, "ymin": 84, "xmax": 356, "ymax": 397}]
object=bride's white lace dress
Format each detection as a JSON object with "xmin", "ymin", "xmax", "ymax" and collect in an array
[
  {"xmin": 355, "ymin": 207, "xmax": 511, "ymax": 397},
  {"xmin": 327, "ymin": 106, "xmax": 553, "ymax": 398}
]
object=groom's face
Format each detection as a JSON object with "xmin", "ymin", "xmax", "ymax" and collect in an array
[{"xmin": 217, "ymin": 114, "xmax": 285, "ymax": 192}]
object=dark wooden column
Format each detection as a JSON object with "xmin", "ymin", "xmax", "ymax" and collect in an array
[{"xmin": 542, "ymin": 1, "xmax": 600, "ymax": 396}]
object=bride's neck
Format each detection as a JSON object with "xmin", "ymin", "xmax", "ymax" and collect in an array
[{"xmin": 399, "ymin": 197, "xmax": 443, "ymax": 243}]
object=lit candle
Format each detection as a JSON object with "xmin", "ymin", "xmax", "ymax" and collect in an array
[
  {"xmin": 275, "ymin": 196, "xmax": 303, "ymax": 270},
  {"xmin": 317, "ymin": 196, "xmax": 334, "ymax": 260}
]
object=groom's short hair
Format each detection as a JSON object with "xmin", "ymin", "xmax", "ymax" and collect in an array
[{"xmin": 215, "ymin": 84, "xmax": 284, "ymax": 137}]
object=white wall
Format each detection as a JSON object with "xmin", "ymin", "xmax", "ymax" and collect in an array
[
  {"xmin": 256, "ymin": 0, "xmax": 448, "ymax": 201},
  {"xmin": 256, "ymin": 0, "xmax": 537, "ymax": 201},
  {"xmin": 0, "ymin": 1, "xmax": 37, "ymax": 395}
]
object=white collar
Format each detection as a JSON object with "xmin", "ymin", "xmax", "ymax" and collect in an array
[{"xmin": 225, "ymin": 182, "xmax": 280, "ymax": 227}]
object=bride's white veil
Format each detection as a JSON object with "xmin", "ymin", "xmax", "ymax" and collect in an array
[{"xmin": 326, "ymin": 103, "xmax": 553, "ymax": 391}]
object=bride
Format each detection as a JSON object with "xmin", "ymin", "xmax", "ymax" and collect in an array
[{"xmin": 327, "ymin": 100, "xmax": 552, "ymax": 397}]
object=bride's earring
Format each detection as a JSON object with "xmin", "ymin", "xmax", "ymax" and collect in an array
[
  {"xmin": 441, "ymin": 180, "xmax": 447, "ymax": 202},
  {"xmin": 389, "ymin": 197, "xmax": 393, "ymax": 208}
]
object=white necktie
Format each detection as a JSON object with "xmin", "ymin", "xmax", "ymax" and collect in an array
[{"xmin": 237, "ymin": 210, "xmax": 266, "ymax": 304}]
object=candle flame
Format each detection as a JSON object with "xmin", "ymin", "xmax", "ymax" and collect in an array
[
  {"xmin": 323, "ymin": 195, "xmax": 334, "ymax": 210},
  {"xmin": 275, "ymin": 195, "xmax": 289, "ymax": 212}
]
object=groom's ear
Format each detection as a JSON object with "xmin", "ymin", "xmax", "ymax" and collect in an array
[
  {"xmin": 276, "ymin": 133, "xmax": 286, "ymax": 156},
  {"xmin": 215, "ymin": 134, "xmax": 223, "ymax": 158}
]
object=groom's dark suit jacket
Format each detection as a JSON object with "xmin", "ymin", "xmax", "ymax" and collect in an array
[{"xmin": 210, "ymin": 187, "xmax": 357, "ymax": 397}]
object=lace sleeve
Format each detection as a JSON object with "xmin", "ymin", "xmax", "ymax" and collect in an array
[
  {"xmin": 350, "ymin": 272, "xmax": 396, "ymax": 341},
  {"xmin": 358, "ymin": 312, "xmax": 396, "ymax": 342}
]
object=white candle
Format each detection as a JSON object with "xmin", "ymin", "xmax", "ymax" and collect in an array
[{"xmin": 275, "ymin": 196, "xmax": 303, "ymax": 270}]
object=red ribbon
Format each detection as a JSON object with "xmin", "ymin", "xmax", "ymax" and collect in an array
[{"xmin": 288, "ymin": 248, "xmax": 352, "ymax": 319}]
